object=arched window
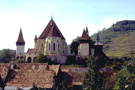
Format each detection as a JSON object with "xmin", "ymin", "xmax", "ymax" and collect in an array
[
  {"xmin": 53, "ymin": 43, "xmax": 55, "ymax": 51},
  {"xmin": 41, "ymin": 43, "xmax": 44, "ymax": 47},
  {"xmin": 27, "ymin": 57, "xmax": 32, "ymax": 63},
  {"xmin": 49, "ymin": 43, "xmax": 50, "ymax": 50},
  {"xmin": 57, "ymin": 41, "xmax": 59, "ymax": 52}
]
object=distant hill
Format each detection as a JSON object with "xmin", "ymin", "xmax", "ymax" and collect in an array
[{"xmin": 91, "ymin": 20, "xmax": 135, "ymax": 57}]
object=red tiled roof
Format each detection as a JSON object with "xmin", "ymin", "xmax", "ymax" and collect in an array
[
  {"xmin": 103, "ymin": 71, "xmax": 116, "ymax": 78},
  {"xmin": 16, "ymin": 28, "xmax": 25, "ymax": 43},
  {"xmin": 80, "ymin": 29, "xmax": 89, "ymax": 40},
  {"xmin": 49, "ymin": 65, "xmax": 60, "ymax": 76},
  {"xmin": 0, "ymin": 63, "xmax": 60, "ymax": 89},
  {"xmin": 6, "ymin": 69, "xmax": 54, "ymax": 88},
  {"xmin": 0, "ymin": 64, "xmax": 10, "ymax": 81},
  {"xmin": 61, "ymin": 68, "xmax": 85, "ymax": 86},
  {"xmin": 27, "ymin": 48, "xmax": 40, "ymax": 53},
  {"xmin": 39, "ymin": 19, "xmax": 65, "ymax": 40}
]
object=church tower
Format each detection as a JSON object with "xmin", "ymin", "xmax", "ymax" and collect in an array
[
  {"xmin": 94, "ymin": 33, "xmax": 103, "ymax": 56},
  {"xmin": 16, "ymin": 28, "xmax": 25, "ymax": 57},
  {"xmin": 78, "ymin": 26, "xmax": 90, "ymax": 58},
  {"xmin": 35, "ymin": 18, "xmax": 68, "ymax": 56},
  {"xmin": 34, "ymin": 35, "xmax": 37, "ymax": 48}
]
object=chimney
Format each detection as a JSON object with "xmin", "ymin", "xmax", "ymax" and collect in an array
[{"xmin": 10, "ymin": 61, "xmax": 15, "ymax": 69}]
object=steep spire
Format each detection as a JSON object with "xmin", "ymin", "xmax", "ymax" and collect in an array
[
  {"xmin": 82, "ymin": 29, "xmax": 86, "ymax": 36},
  {"xmin": 94, "ymin": 33, "xmax": 103, "ymax": 56},
  {"xmin": 34, "ymin": 35, "xmax": 37, "ymax": 42},
  {"xmin": 86, "ymin": 25, "xmax": 89, "ymax": 35},
  {"xmin": 97, "ymin": 33, "xmax": 100, "ymax": 41},
  {"xmin": 50, "ymin": 16, "xmax": 53, "ymax": 26},
  {"xmin": 94, "ymin": 33, "xmax": 102, "ymax": 45},
  {"xmin": 16, "ymin": 28, "xmax": 25, "ymax": 45},
  {"xmin": 80, "ymin": 28, "xmax": 89, "ymax": 40}
]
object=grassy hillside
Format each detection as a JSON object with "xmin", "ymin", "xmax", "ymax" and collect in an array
[{"xmin": 91, "ymin": 20, "xmax": 135, "ymax": 57}]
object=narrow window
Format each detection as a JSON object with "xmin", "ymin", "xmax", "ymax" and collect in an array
[
  {"xmin": 49, "ymin": 43, "xmax": 50, "ymax": 50},
  {"xmin": 58, "ymin": 42, "xmax": 59, "ymax": 52},
  {"xmin": 41, "ymin": 43, "xmax": 43, "ymax": 47},
  {"xmin": 53, "ymin": 43, "xmax": 55, "ymax": 51}
]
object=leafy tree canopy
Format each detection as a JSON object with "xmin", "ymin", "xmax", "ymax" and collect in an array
[
  {"xmin": 34, "ymin": 53, "xmax": 47, "ymax": 63},
  {"xmin": 114, "ymin": 61, "xmax": 135, "ymax": 90},
  {"xmin": 0, "ymin": 49, "xmax": 15, "ymax": 63},
  {"xmin": 83, "ymin": 56, "xmax": 105, "ymax": 90}
]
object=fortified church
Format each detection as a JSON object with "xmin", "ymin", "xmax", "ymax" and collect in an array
[{"xmin": 16, "ymin": 18, "xmax": 103, "ymax": 64}]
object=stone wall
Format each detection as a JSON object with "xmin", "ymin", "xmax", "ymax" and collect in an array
[{"xmin": 78, "ymin": 43, "xmax": 89, "ymax": 58}]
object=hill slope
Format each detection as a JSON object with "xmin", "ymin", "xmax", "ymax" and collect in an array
[{"xmin": 91, "ymin": 20, "xmax": 135, "ymax": 57}]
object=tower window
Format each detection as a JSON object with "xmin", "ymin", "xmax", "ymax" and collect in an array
[{"xmin": 53, "ymin": 43, "xmax": 55, "ymax": 51}]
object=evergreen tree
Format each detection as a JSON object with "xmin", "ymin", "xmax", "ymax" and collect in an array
[{"xmin": 83, "ymin": 56, "xmax": 104, "ymax": 90}]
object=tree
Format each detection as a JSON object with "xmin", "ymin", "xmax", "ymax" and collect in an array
[
  {"xmin": 83, "ymin": 56, "xmax": 105, "ymax": 90},
  {"xmin": 34, "ymin": 53, "xmax": 47, "ymax": 63},
  {"xmin": 114, "ymin": 63, "xmax": 135, "ymax": 90},
  {"xmin": 70, "ymin": 37, "xmax": 80, "ymax": 55},
  {"xmin": 14, "ymin": 58, "xmax": 27, "ymax": 63},
  {"xmin": 0, "ymin": 49, "xmax": 15, "ymax": 63}
]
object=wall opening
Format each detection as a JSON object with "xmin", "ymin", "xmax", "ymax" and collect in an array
[
  {"xmin": 49, "ymin": 43, "xmax": 50, "ymax": 51},
  {"xmin": 53, "ymin": 43, "xmax": 55, "ymax": 51},
  {"xmin": 27, "ymin": 57, "xmax": 32, "ymax": 63}
]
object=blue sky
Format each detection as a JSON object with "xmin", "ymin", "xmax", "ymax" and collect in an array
[{"xmin": 0, "ymin": 0, "xmax": 135, "ymax": 51}]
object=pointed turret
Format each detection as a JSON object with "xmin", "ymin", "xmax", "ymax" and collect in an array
[
  {"xmin": 80, "ymin": 28, "xmax": 89, "ymax": 40},
  {"xmin": 16, "ymin": 28, "xmax": 25, "ymax": 57},
  {"xmin": 78, "ymin": 27, "xmax": 91, "ymax": 58},
  {"xmin": 50, "ymin": 16, "xmax": 53, "ymax": 26},
  {"xmin": 94, "ymin": 33, "xmax": 103, "ymax": 56},
  {"xmin": 34, "ymin": 35, "xmax": 37, "ymax": 42},
  {"xmin": 94, "ymin": 33, "xmax": 103, "ymax": 45},
  {"xmin": 16, "ymin": 28, "xmax": 25, "ymax": 45},
  {"xmin": 86, "ymin": 26, "xmax": 89, "ymax": 35}
]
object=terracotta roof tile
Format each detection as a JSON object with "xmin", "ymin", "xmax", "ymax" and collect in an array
[
  {"xmin": 61, "ymin": 68, "xmax": 85, "ymax": 86},
  {"xmin": 39, "ymin": 19, "xmax": 65, "ymax": 40},
  {"xmin": 0, "ymin": 64, "xmax": 10, "ymax": 81},
  {"xmin": 49, "ymin": 65, "xmax": 60, "ymax": 75},
  {"xmin": 6, "ymin": 69, "xmax": 54, "ymax": 88},
  {"xmin": 16, "ymin": 28, "xmax": 25, "ymax": 43},
  {"xmin": 27, "ymin": 48, "xmax": 40, "ymax": 53},
  {"xmin": 103, "ymin": 71, "xmax": 116, "ymax": 78},
  {"xmin": 80, "ymin": 29, "xmax": 89, "ymax": 40},
  {"xmin": 0, "ymin": 63, "xmax": 60, "ymax": 89}
]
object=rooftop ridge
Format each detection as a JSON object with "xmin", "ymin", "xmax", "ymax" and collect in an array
[{"xmin": 38, "ymin": 18, "xmax": 65, "ymax": 40}]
